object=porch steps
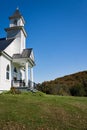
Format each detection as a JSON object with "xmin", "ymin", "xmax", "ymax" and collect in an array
[{"xmin": 15, "ymin": 86, "xmax": 37, "ymax": 92}]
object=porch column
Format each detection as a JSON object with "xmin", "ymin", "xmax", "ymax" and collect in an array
[
  {"xmin": 30, "ymin": 67, "xmax": 33, "ymax": 89},
  {"xmin": 25, "ymin": 62, "xmax": 28, "ymax": 86}
]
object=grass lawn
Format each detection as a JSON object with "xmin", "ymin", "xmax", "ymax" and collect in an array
[{"xmin": 0, "ymin": 92, "xmax": 87, "ymax": 130}]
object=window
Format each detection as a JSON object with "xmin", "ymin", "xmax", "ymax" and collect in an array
[
  {"xmin": 6, "ymin": 65, "xmax": 10, "ymax": 80},
  {"xmin": 14, "ymin": 67, "xmax": 17, "ymax": 73},
  {"xmin": 14, "ymin": 19, "xmax": 17, "ymax": 25}
]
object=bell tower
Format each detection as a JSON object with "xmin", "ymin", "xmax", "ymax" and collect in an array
[
  {"xmin": 9, "ymin": 8, "xmax": 25, "ymax": 27},
  {"xmin": 5, "ymin": 8, "xmax": 27, "ymax": 53}
]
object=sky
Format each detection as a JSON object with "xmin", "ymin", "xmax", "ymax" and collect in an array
[{"xmin": 0, "ymin": 0, "xmax": 87, "ymax": 83}]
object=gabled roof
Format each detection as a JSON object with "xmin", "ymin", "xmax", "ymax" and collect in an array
[
  {"xmin": 0, "ymin": 38, "xmax": 14, "ymax": 51},
  {"xmin": 13, "ymin": 48, "xmax": 33, "ymax": 59}
]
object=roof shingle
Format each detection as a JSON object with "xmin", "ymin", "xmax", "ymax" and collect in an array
[
  {"xmin": 0, "ymin": 38, "xmax": 14, "ymax": 51},
  {"xmin": 13, "ymin": 48, "xmax": 32, "ymax": 59}
]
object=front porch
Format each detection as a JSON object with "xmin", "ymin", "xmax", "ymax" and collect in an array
[
  {"xmin": 12, "ymin": 49, "xmax": 36, "ymax": 90},
  {"xmin": 12, "ymin": 80, "xmax": 37, "ymax": 91}
]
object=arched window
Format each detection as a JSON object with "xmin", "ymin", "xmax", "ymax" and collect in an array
[{"xmin": 6, "ymin": 65, "xmax": 10, "ymax": 80}]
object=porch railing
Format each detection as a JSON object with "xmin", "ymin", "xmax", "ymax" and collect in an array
[
  {"xmin": 12, "ymin": 80, "xmax": 25, "ymax": 87},
  {"xmin": 12, "ymin": 80, "xmax": 37, "ymax": 89}
]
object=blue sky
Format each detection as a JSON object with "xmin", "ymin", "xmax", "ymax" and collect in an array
[{"xmin": 0, "ymin": 0, "xmax": 87, "ymax": 83}]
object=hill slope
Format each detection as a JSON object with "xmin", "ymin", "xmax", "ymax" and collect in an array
[
  {"xmin": 0, "ymin": 93, "xmax": 87, "ymax": 130},
  {"xmin": 37, "ymin": 71, "xmax": 87, "ymax": 96}
]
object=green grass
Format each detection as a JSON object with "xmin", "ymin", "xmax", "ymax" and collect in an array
[{"xmin": 0, "ymin": 92, "xmax": 87, "ymax": 130}]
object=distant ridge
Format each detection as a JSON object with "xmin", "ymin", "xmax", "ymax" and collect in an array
[{"xmin": 37, "ymin": 71, "xmax": 87, "ymax": 96}]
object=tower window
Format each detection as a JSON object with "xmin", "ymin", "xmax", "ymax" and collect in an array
[
  {"xmin": 6, "ymin": 65, "xmax": 10, "ymax": 80},
  {"xmin": 14, "ymin": 19, "xmax": 17, "ymax": 25}
]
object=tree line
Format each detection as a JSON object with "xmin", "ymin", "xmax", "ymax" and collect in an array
[{"xmin": 37, "ymin": 71, "xmax": 87, "ymax": 96}]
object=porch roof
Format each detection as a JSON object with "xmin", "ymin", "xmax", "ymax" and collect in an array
[
  {"xmin": 12, "ymin": 48, "xmax": 35, "ymax": 66},
  {"xmin": 13, "ymin": 48, "xmax": 32, "ymax": 58}
]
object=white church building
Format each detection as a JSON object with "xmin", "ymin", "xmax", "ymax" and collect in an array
[{"xmin": 0, "ymin": 9, "xmax": 35, "ymax": 92}]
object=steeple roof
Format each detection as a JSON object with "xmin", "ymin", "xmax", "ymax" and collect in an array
[
  {"xmin": 9, "ymin": 8, "xmax": 21, "ymax": 19},
  {"xmin": 9, "ymin": 8, "xmax": 25, "ymax": 24}
]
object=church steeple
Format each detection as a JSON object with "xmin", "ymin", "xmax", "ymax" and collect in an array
[
  {"xmin": 9, "ymin": 8, "xmax": 25, "ymax": 27},
  {"xmin": 5, "ymin": 8, "xmax": 27, "ymax": 39}
]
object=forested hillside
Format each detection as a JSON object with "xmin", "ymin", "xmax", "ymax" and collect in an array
[{"xmin": 37, "ymin": 71, "xmax": 87, "ymax": 96}]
